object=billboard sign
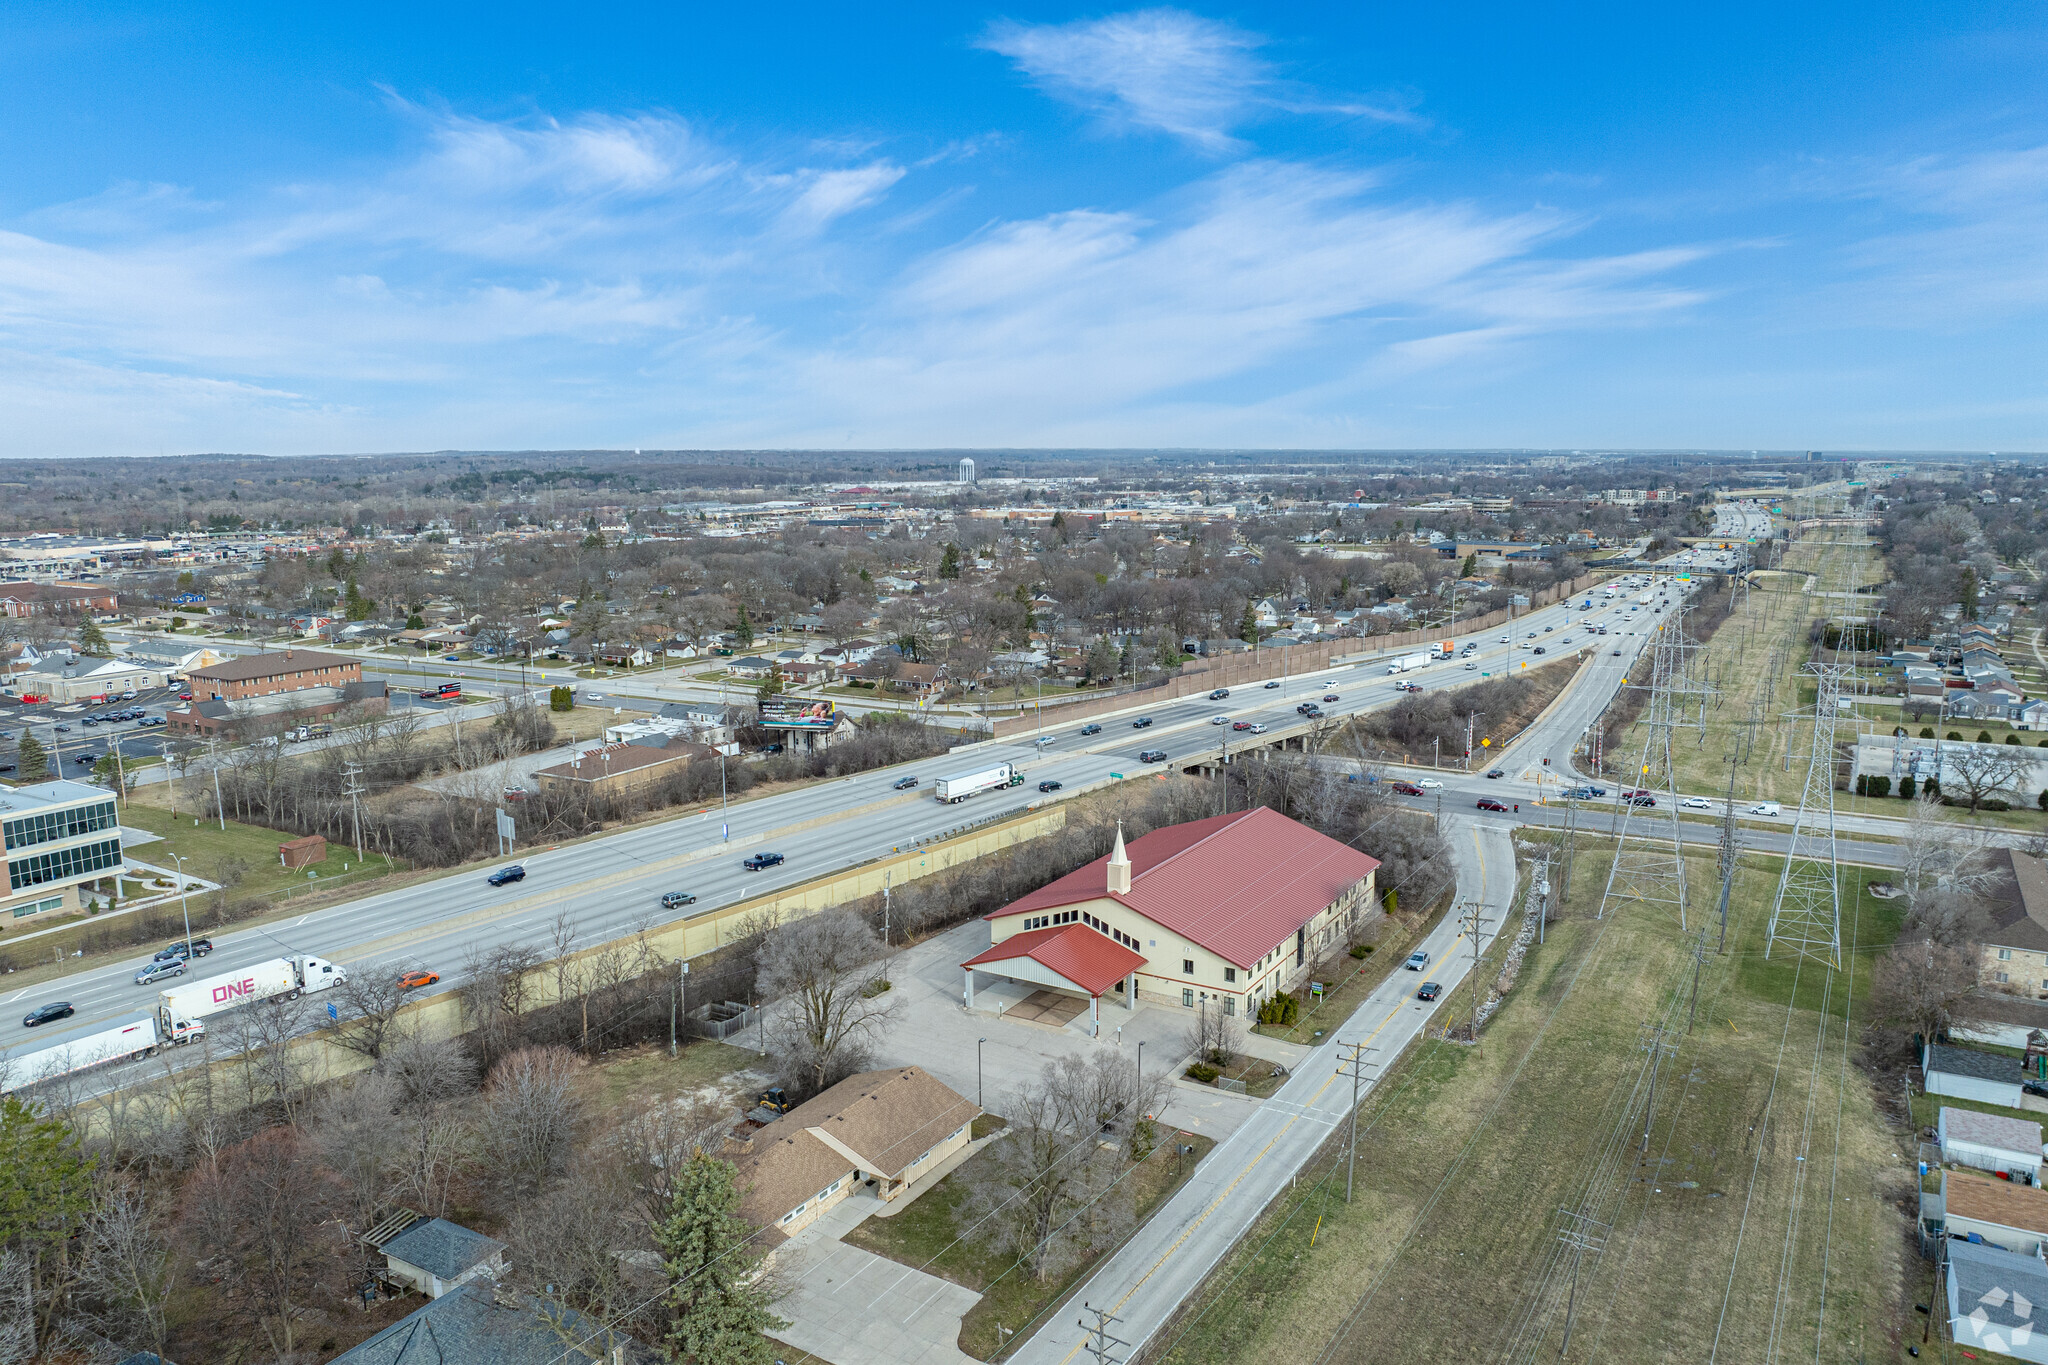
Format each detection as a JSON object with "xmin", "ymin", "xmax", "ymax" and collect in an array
[{"xmin": 759, "ymin": 697, "xmax": 838, "ymax": 730}]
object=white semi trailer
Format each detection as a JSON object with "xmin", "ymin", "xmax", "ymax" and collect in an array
[
  {"xmin": 0, "ymin": 1017, "xmax": 196, "ymax": 1095},
  {"xmin": 933, "ymin": 762, "xmax": 1021, "ymax": 804},
  {"xmin": 157, "ymin": 954, "xmax": 346, "ymax": 1039},
  {"xmin": 1387, "ymin": 653, "xmax": 1430, "ymax": 674}
]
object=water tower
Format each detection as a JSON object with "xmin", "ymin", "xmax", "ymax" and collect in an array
[{"xmin": 958, "ymin": 457, "xmax": 977, "ymax": 486}]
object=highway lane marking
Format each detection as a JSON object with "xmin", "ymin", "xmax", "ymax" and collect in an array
[{"xmin": 3, "ymin": 989, "xmax": 24, "ymax": 1004}]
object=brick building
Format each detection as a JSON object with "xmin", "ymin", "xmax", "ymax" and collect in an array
[
  {"xmin": 0, "ymin": 581, "xmax": 118, "ymax": 617},
  {"xmin": 187, "ymin": 648, "xmax": 361, "ymax": 702}
]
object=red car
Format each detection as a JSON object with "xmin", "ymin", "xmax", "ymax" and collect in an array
[
  {"xmin": 1391, "ymin": 781, "xmax": 1425, "ymax": 796},
  {"xmin": 1231, "ymin": 721, "xmax": 1253, "ymax": 731},
  {"xmin": 178, "ymin": 692, "xmax": 193, "ymax": 701},
  {"xmin": 1476, "ymin": 798, "xmax": 1508, "ymax": 812}
]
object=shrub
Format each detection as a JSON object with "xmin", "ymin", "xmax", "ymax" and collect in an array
[
  {"xmin": 1978, "ymin": 731, "xmax": 1994, "ymax": 745},
  {"xmin": 1185, "ymin": 1063, "xmax": 1220, "ymax": 1083},
  {"xmin": 1854, "ymin": 774, "xmax": 1870, "ymax": 796},
  {"xmin": 548, "ymin": 685, "xmax": 574, "ymax": 713},
  {"xmin": 1899, "ymin": 776, "xmax": 1915, "ymax": 799},
  {"xmin": 2007, "ymin": 735, "xmax": 2022, "ymax": 746},
  {"xmin": 1348, "ymin": 943, "xmax": 1370, "ymax": 960},
  {"xmin": 1948, "ymin": 731, "xmax": 1962, "ymax": 742},
  {"xmin": 1868, "ymin": 775, "xmax": 1891, "ymax": 798},
  {"xmin": 1920, "ymin": 727, "xmax": 1935, "ymax": 739},
  {"xmin": 2038, "ymin": 790, "xmax": 2048, "ymax": 812}
]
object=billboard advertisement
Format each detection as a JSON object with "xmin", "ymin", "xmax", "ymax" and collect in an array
[{"xmin": 759, "ymin": 696, "xmax": 838, "ymax": 731}]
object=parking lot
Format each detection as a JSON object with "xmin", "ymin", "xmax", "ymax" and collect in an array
[{"xmin": 2, "ymin": 685, "xmax": 184, "ymax": 773}]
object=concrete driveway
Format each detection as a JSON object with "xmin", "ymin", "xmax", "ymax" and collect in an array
[{"xmin": 772, "ymin": 1196, "xmax": 982, "ymax": 1365}]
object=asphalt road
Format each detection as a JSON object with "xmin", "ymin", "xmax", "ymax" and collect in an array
[{"xmin": 3, "ymin": 585, "xmax": 1676, "ymax": 1082}]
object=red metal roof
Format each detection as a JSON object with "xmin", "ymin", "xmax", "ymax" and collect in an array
[
  {"xmin": 988, "ymin": 808, "xmax": 1379, "ymax": 969},
  {"xmin": 961, "ymin": 923, "xmax": 1147, "ymax": 998}
]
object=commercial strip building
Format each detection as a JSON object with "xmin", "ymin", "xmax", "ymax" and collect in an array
[
  {"xmin": 531, "ymin": 737, "xmax": 719, "ymax": 798},
  {"xmin": 185, "ymin": 646, "xmax": 362, "ymax": 702},
  {"xmin": 0, "ymin": 779, "xmax": 129, "ymax": 922},
  {"xmin": 0, "ymin": 580, "xmax": 119, "ymax": 616},
  {"xmin": 961, "ymin": 808, "xmax": 1380, "ymax": 1034},
  {"xmin": 167, "ymin": 646, "xmax": 384, "ymax": 736}
]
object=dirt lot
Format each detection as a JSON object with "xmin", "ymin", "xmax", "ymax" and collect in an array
[{"xmin": 1152, "ymin": 840, "xmax": 1919, "ymax": 1365}]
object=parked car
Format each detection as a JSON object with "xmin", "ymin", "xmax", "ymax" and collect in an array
[
  {"xmin": 398, "ymin": 969, "xmax": 441, "ymax": 990},
  {"xmin": 1485, "ymin": 769, "xmax": 1505, "ymax": 779},
  {"xmin": 154, "ymin": 937, "xmax": 213, "ymax": 962},
  {"xmin": 1131, "ymin": 717, "xmax": 1154, "ymax": 729},
  {"xmin": 892, "ymin": 776, "xmax": 920, "ymax": 790},
  {"xmin": 1209, "ymin": 688, "xmax": 1230, "ymax": 700},
  {"xmin": 501, "ymin": 787, "xmax": 528, "ymax": 802},
  {"xmin": 1080, "ymin": 724, "xmax": 1102, "ymax": 735},
  {"xmin": 661, "ymin": 891, "xmax": 698, "ymax": 909},
  {"xmin": 1138, "ymin": 749, "xmax": 1168, "ymax": 763},
  {"xmin": 53, "ymin": 724, "xmax": 70, "ymax": 732},
  {"xmin": 1391, "ymin": 781, "xmax": 1425, "ymax": 796},
  {"xmin": 1404, "ymin": 951, "xmax": 1430, "ymax": 971},
  {"xmin": 486, "ymin": 864, "xmax": 527, "ymax": 886},
  {"xmin": 1476, "ymin": 798, "xmax": 1509, "ymax": 812},
  {"xmin": 1417, "ymin": 981, "xmax": 1443, "ymax": 1001},
  {"xmin": 135, "ymin": 959, "xmax": 185, "ymax": 986},
  {"xmin": 22, "ymin": 1001, "xmax": 74, "ymax": 1028},
  {"xmin": 73, "ymin": 753, "xmax": 95, "ymax": 764},
  {"xmin": 178, "ymin": 691, "xmax": 192, "ymax": 700},
  {"xmin": 742, "ymin": 852, "xmax": 786, "ymax": 871},
  {"xmin": 1037, "ymin": 780, "xmax": 1064, "ymax": 793}
]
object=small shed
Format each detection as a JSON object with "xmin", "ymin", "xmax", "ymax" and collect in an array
[
  {"xmin": 278, "ymin": 835, "xmax": 327, "ymax": 870},
  {"xmin": 380, "ymin": 1217, "xmax": 507, "ymax": 1300},
  {"xmin": 1939, "ymin": 1106, "xmax": 2045, "ymax": 1184},
  {"xmin": 1924, "ymin": 1043, "xmax": 2027, "ymax": 1109}
]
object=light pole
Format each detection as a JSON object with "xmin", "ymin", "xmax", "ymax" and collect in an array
[
  {"xmin": 977, "ymin": 1037, "xmax": 987, "ymax": 1110},
  {"xmin": 171, "ymin": 852, "xmax": 196, "ymax": 954},
  {"xmin": 1136, "ymin": 1039, "xmax": 1145, "ymax": 1096},
  {"xmin": 670, "ymin": 959, "xmax": 689, "ymax": 1057}
]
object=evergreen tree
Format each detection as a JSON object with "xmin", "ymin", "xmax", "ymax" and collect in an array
[
  {"xmin": 343, "ymin": 576, "xmax": 374, "ymax": 621},
  {"xmin": 76, "ymin": 618, "xmax": 110, "ymax": 655},
  {"xmin": 938, "ymin": 543, "xmax": 962, "ymax": 580},
  {"xmin": 549, "ymin": 686, "xmax": 575, "ymax": 712},
  {"xmin": 17, "ymin": 732, "xmax": 48, "ymax": 779},
  {"xmin": 654, "ymin": 1155, "xmax": 785, "ymax": 1365},
  {"xmin": 1460, "ymin": 553, "xmax": 1479, "ymax": 579},
  {"xmin": 0, "ymin": 1096, "xmax": 96, "ymax": 1357},
  {"xmin": 1239, "ymin": 602, "xmax": 1258, "ymax": 644},
  {"xmin": 735, "ymin": 604, "xmax": 754, "ymax": 649},
  {"xmin": 759, "ymin": 663, "xmax": 785, "ymax": 698},
  {"xmin": 1959, "ymin": 566, "xmax": 1980, "ymax": 621}
]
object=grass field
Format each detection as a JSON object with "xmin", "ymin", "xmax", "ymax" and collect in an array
[
  {"xmin": 843, "ymin": 1130, "xmax": 1217, "ymax": 1359},
  {"xmin": 1152, "ymin": 836, "xmax": 1919, "ymax": 1365}
]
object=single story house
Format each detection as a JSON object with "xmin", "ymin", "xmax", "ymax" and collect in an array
[
  {"xmin": 531, "ymin": 738, "xmax": 715, "ymax": 797},
  {"xmin": 1946, "ymin": 1237, "xmax": 2048, "ymax": 1364},
  {"xmin": 1939, "ymin": 1106, "xmax": 2045, "ymax": 1184},
  {"xmin": 379, "ymin": 1217, "xmax": 507, "ymax": 1299},
  {"xmin": 334, "ymin": 1281, "xmax": 646, "ymax": 1364},
  {"xmin": 963, "ymin": 808, "xmax": 1380, "ymax": 1033},
  {"xmin": 731, "ymin": 1066, "xmax": 978, "ymax": 1245},
  {"xmin": 724, "ymin": 655, "xmax": 778, "ymax": 679},
  {"xmin": 1944, "ymin": 1170, "xmax": 2048, "ymax": 1256}
]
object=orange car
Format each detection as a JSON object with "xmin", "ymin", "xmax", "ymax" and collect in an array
[{"xmin": 397, "ymin": 969, "xmax": 440, "ymax": 991}]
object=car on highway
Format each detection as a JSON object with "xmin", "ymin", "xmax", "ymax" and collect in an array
[
  {"xmin": 1485, "ymin": 769, "xmax": 1505, "ymax": 779},
  {"xmin": 892, "ymin": 776, "xmax": 920, "ymax": 789},
  {"xmin": 1476, "ymin": 798, "xmax": 1508, "ymax": 812},
  {"xmin": 1404, "ymin": 950, "xmax": 1431, "ymax": 971},
  {"xmin": 1629, "ymin": 794, "xmax": 1657, "ymax": 808},
  {"xmin": 134, "ymin": 958, "xmax": 185, "ymax": 986},
  {"xmin": 22, "ymin": 1001, "xmax": 74, "ymax": 1028},
  {"xmin": 1417, "ymin": 778, "xmax": 1443, "ymax": 789},
  {"xmin": 398, "ymin": 969, "xmax": 441, "ymax": 990},
  {"xmin": 53, "ymin": 724, "xmax": 70, "ymax": 732},
  {"xmin": 1416, "ymin": 981, "xmax": 1443, "ymax": 1002},
  {"xmin": 1464, "ymin": 662, "xmax": 1477, "ymax": 669},
  {"xmin": 1037, "ymin": 779, "xmax": 1063, "ymax": 793},
  {"xmin": 1749, "ymin": 802, "xmax": 1782, "ymax": 816},
  {"xmin": 1209, "ymin": 715, "xmax": 1230, "ymax": 725},
  {"xmin": 1296, "ymin": 702, "xmax": 1319, "ymax": 714},
  {"xmin": 1498, "ymin": 636, "xmax": 1510, "ymax": 643},
  {"xmin": 1246, "ymin": 724, "xmax": 1268, "ymax": 734},
  {"xmin": 1390, "ymin": 781, "xmax": 1424, "ymax": 796},
  {"xmin": 1264, "ymin": 680, "xmax": 1281, "ymax": 689},
  {"xmin": 153, "ymin": 937, "xmax": 213, "ymax": 962},
  {"xmin": 1209, "ymin": 688, "xmax": 1230, "ymax": 700},
  {"xmin": 1080, "ymin": 724, "xmax": 1102, "ymax": 736},
  {"xmin": 1681, "ymin": 796, "xmax": 1711, "ymax": 810},
  {"xmin": 1033, "ymin": 735, "xmax": 1055, "ymax": 746},
  {"xmin": 1612, "ymin": 649, "xmax": 1623, "ymax": 656},
  {"xmin": 1532, "ymin": 647, "xmax": 1546, "ymax": 655},
  {"xmin": 1232, "ymin": 721, "xmax": 1254, "ymax": 731},
  {"xmin": 1543, "ymin": 625, "xmax": 1553, "ymax": 632},
  {"xmin": 1138, "ymin": 749, "xmax": 1168, "ymax": 763},
  {"xmin": 1323, "ymin": 693, "xmax": 1339, "ymax": 702},
  {"xmin": 1560, "ymin": 638, "xmax": 1572, "ymax": 645},
  {"xmin": 486, "ymin": 864, "xmax": 527, "ymax": 886},
  {"xmin": 742, "ymin": 852, "xmax": 786, "ymax": 871},
  {"xmin": 1131, "ymin": 717, "xmax": 1154, "ymax": 729},
  {"xmin": 661, "ymin": 891, "xmax": 698, "ymax": 909}
]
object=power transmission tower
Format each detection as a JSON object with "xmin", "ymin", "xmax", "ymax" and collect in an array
[
  {"xmin": 1714, "ymin": 753, "xmax": 1741, "ymax": 952},
  {"xmin": 1595, "ymin": 613, "xmax": 1706, "ymax": 930},
  {"xmin": 1763, "ymin": 657, "xmax": 1850, "ymax": 966},
  {"xmin": 1554, "ymin": 1209, "xmax": 1610, "ymax": 1356},
  {"xmin": 1685, "ymin": 928, "xmax": 1711, "ymax": 1032},
  {"xmin": 1333, "ymin": 1040, "xmax": 1379, "ymax": 1203},
  {"xmin": 1077, "ymin": 1302, "xmax": 1130, "ymax": 1364}
]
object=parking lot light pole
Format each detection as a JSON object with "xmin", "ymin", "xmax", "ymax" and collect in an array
[{"xmin": 171, "ymin": 852, "xmax": 195, "ymax": 953}]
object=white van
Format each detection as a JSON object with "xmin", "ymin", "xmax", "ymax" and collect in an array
[{"xmin": 1748, "ymin": 802, "xmax": 1781, "ymax": 816}]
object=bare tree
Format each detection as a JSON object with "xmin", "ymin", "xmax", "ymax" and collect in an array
[
  {"xmin": 1183, "ymin": 999, "xmax": 1245, "ymax": 1071},
  {"xmin": 0, "ymin": 1249, "xmax": 32, "ymax": 1365},
  {"xmin": 1946, "ymin": 746, "xmax": 2031, "ymax": 813},
  {"xmin": 460, "ymin": 941, "xmax": 544, "ymax": 1066},
  {"xmin": 184, "ymin": 1127, "xmax": 331, "ymax": 1362},
  {"xmin": 479, "ymin": 1046, "xmax": 585, "ymax": 1203},
  {"xmin": 1869, "ymin": 940, "xmax": 1986, "ymax": 1057},
  {"xmin": 756, "ymin": 909, "xmax": 899, "ymax": 1099},
  {"xmin": 505, "ymin": 1153, "xmax": 656, "ymax": 1330},
  {"xmin": 377, "ymin": 1034, "xmax": 478, "ymax": 1219},
  {"xmin": 311, "ymin": 1072, "xmax": 406, "ymax": 1239},
  {"xmin": 76, "ymin": 1179, "xmax": 177, "ymax": 1360},
  {"xmin": 321, "ymin": 966, "xmax": 416, "ymax": 1061}
]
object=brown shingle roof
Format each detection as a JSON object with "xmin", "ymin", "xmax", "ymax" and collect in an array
[
  {"xmin": 1984, "ymin": 850, "xmax": 2048, "ymax": 954},
  {"xmin": 189, "ymin": 648, "xmax": 355, "ymax": 683},
  {"xmin": 1945, "ymin": 1170, "xmax": 2048, "ymax": 1235},
  {"xmin": 731, "ymin": 1067, "xmax": 977, "ymax": 1234}
]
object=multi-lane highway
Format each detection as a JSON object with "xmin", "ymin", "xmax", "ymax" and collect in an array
[{"xmin": 3, "ymin": 583, "xmax": 1680, "ymax": 1085}]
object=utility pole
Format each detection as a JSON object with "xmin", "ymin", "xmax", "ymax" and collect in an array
[
  {"xmin": 1460, "ymin": 901, "xmax": 1498, "ymax": 1033},
  {"xmin": 1637, "ymin": 1021, "xmax": 1680, "ymax": 1154},
  {"xmin": 1555, "ymin": 1209, "xmax": 1610, "ymax": 1357},
  {"xmin": 1715, "ymin": 752, "xmax": 1740, "ymax": 952},
  {"xmin": 1685, "ymin": 928, "xmax": 1709, "ymax": 1033},
  {"xmin": 1077, "ymin": 1301, "xmax": 1129, "ymax": 1364},
  {"xmin": 207, "ymin": 737, "xmax": 225, "ymax": 830},
  {"xmin": 343, "ymin": 761, "xmax": 367, "ymax": 860},
  {"xmin": 1334, "ymin": 1040, "xmax": 1378, "ymax": 1203},
  {"xmin": 1534, "ymin": 852, "xmax": 1552, "ymax": 947}
]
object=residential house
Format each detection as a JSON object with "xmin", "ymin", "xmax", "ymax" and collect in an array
[
  {"xmin": 379, "ymin": 1218, "xmax": 507, "ymax": 1299},
  {"xmin": 730, "ymin": 1066, "xmax": 979, "ymax": 1245},
  {"xmin": 724, "ymin": 655, "xmax": 778, "ymax": 679},
  {"xmin": 333, "ymin": 1281, "xmax": 646, "ymax": 1365},
  {"xmin": 1978, "ymin": 850, "xmax": 2048, "ymax": 997},
  {"xmin": 0, "ymin": 581, "xmax": 118, "ymax": 617},
  {"xmin": 962, "ymin": 808, "xmax": 1380, "ymax": 1034},
  {"xmin": 591, "ymin": 642, "xmax": 651, "ymax": 668},
  {"xmin": 1942, "ymin": 1169, "xmax": 2048, "ymax": 1255},
  {"xmin": 2019, "ymin": 700, "xmax": 2048, "ymax": 733}
]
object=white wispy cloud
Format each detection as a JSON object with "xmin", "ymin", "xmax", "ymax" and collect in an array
[{"xmin": 978, "ymin": 8, "xmax": 1414, "ymax": 152}]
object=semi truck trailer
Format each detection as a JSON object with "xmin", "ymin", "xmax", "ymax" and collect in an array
[
  {"xmin": 933, "ymin": 763, "xmax": 1022, "ymax": 804},
  {"xmin": 156, "ymin": 954, "xmax": 347, "ymax": 1040},
  {"xmin": 0, "ymin": 1017, "xmax": 201, "ymax": 1095},
  {"xmin": 1388, "ymin": 653, "xmax": 1430, "ymax": 674}
]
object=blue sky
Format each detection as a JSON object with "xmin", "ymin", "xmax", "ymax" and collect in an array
[{"xmin": 2, "ymin": 2, "xmax": 2044, "ymax": 456}]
